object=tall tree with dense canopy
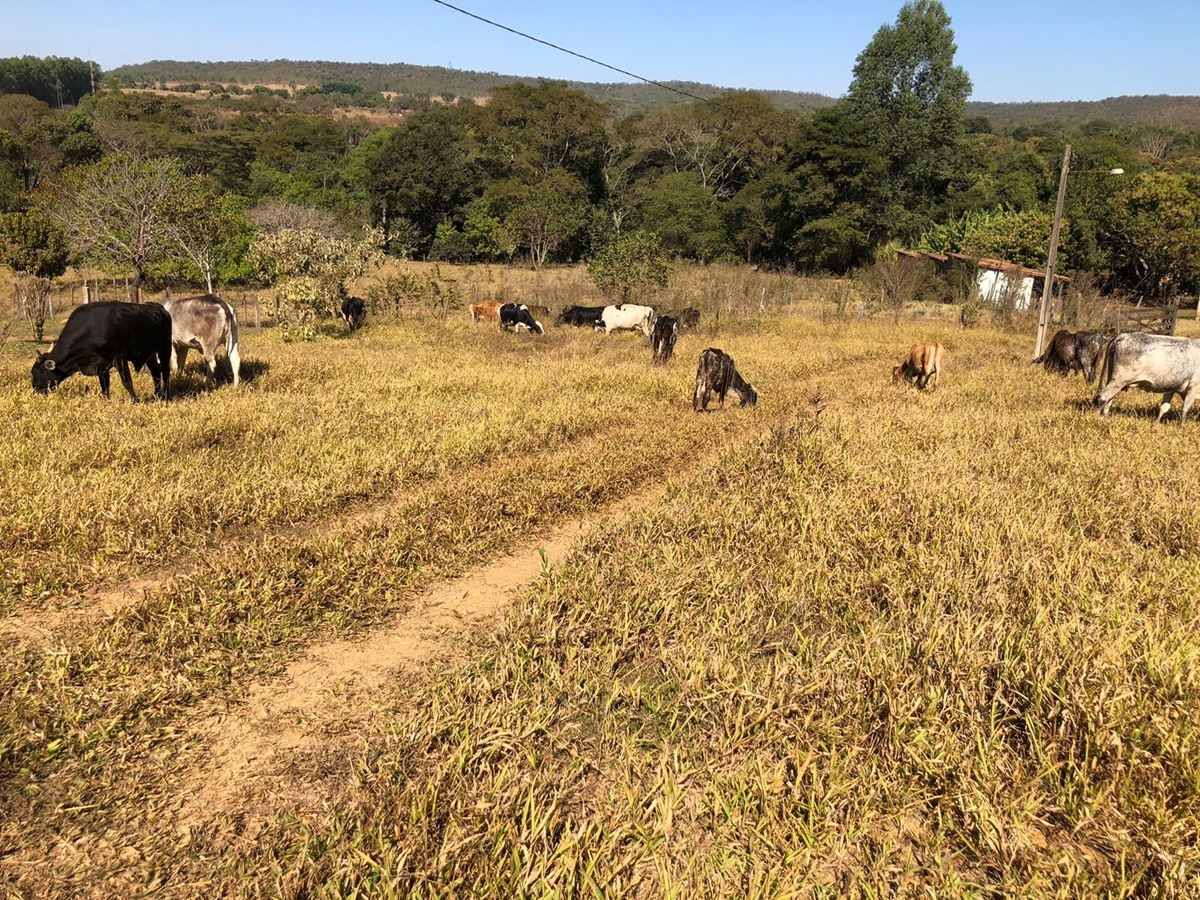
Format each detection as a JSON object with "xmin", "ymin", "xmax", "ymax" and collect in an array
[
  {"xmin": 367, "ymin": 105, "xmax": 483, "ymax": 256},
  {"xmin": 763, "ymin": 105, "xmax": 889, "ymax": 271},
  {"xmin": 480, "ymin": 81, "xmax": 607, "ymax": 193},
  {"xmin": 846, "ymin": 0, "xmax": 972, "ymax": 240}
]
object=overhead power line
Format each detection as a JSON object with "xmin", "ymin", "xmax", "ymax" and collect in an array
[{"xmin": 428, "ymin": 0, "xmax": 712, "ymax": 103}]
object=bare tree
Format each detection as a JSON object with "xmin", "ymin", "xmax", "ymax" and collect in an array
[
  {"xmin": 15, "ymin": 275, "xmax": 53, "ymax": 342},
  {"xmin": 247, "ymin": 201, "xmax": 342, "ymax": 237},
  {"xmin": 48, "ymin": 148, "xmax": 184, "ymax": 301}
]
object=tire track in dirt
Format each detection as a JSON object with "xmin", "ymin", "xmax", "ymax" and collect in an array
[{"xmin": 169, "ymin": 482, "xmax": 669, "ymax": 836}]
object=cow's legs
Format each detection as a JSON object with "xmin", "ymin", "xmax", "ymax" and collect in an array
[
  {"xmin": 115, "ymin": 360, "xmax": 139, "ymax": 401},
  {"xmin": 175, "ymin": 345, "xmax": 189, "ymax": 374},
  {"xmin": 97, "ymin": 368, "xmax": 111, "ymax": 398},
  {"xmin": 146, "ymin": 354, "xmax": 168, "ymax": 399},
  {"xmin": 1155, "ymin": 392, "xmax": 1177, "ymax": 423},
  {"xmin": 203, "ymin": 345, "xmax": 219, "ymax": 387},
  {"xmin": 229, "ymin": 344, "xmax": 241, "ymax": 388},
  {"xmin": 1180, "ymin": 388, "xmax": 1199, "ymax": 423}
]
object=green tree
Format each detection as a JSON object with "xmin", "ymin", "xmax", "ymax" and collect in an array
[
  {"xmin": 0, "ymin": 208, "xmax": 68, "ymax": 276},
  {"xmin": 250, "ymin": 226, "xmax": 383, "ymax": 320},
  {"xmin": 846, "ymin": 0, "xmax": 973, "ymax": 240},
  {"xmin": 156, "ymin": 177, "xmax": 257, "ymax": 292},
  {"xmin": 481, "ymin": 81, "xmax": 607, "ymax": 191},
  {"xmin": 0, "ymin": 209, "xmax": 69, "ymax": 340},
  {"xmin": 635, "ymin": 91, "xmax": 792, "ymax": 200},
  {"xmin": 0, "ymin": 56, "xmax": 97, "ymax": 106},
  {"xmin": 367, "ymin": 105, "xmax": 483, "ymax": 255},
  {"xmin": 587, "ymin": 230, "xmax": 671, "ymax": 303},
  {"xmin": 1101, "ymin": 171, "xmax": 1200, "ymax": 300},
  {"xmin": 489, "ymin": 172, "xmax": 588, "ymax": 268},
  {"xmin": 763, "ymin": 105, "xmax": 889, "ymax": 271},
  {"xmin": 462, "ymin": 199, "xmax": 514, "ymax": 261},
  {"xmin": 638, "ymin": 171, "xmax": 731, "ymax": 261}
]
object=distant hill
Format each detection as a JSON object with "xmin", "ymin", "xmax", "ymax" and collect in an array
[
  {"xmin": 105, "ymin": 59, "xmax": 837, "ymax": 116},
  {"xmin": 969, "ymin": 95, "xmax": 1200, "ymax": 130},
  {"xmin": 106, "ymin": 60, "xmax": 1200, "ymax": 128}
]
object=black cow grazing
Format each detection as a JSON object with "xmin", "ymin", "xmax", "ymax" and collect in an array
[
  {"xmin": 499, "ymin": 303, "xmax": 544, "ymax": 334},
  {"xmin": 31, "ymin": 301, "xmax": 171, "ymax": 400},
  {"xmin": 651, "ymin": 316, "xmax": 678, "ymax": 365},
  {"xmin": 693, "ymin": 347, "xmax": 757, "ymax": 411},
  {"xmin": 678, "ymin": 307, "xmax": 701, "ymax": 330},
  {"xmin": 1034, "ymin": 329, "xmax": 1104, "ymax": 383},
  {"xmin": 341, "ymin": 296, "xmax": 367, "ymax": 332},
  {"xmin": 558, "ymin": 305, "xmax": 606, "ymax": 328}
]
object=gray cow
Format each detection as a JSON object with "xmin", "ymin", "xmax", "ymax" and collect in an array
[
  {"xmin": 163, "ymin": 294, "xmax": 241, "ymax": 387},
  {"xmin": 1094, "ymin": 332, "xmax": 1200, "ymax": 422}
]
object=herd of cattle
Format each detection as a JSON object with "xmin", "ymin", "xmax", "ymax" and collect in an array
[
  {"xmin": 464, "ymin": 299, "xmax": 749, "ymax": 408},
  {"xmin": 890, "ymin": 326, "xmax": 1200, "ymax": 423},
  {"xmin": 23, "ymin": 296, "xmax": 1200, "ymax": 423},
  {"xmin": 24, "ymin": 294, "xmax": 757, "ymax": 412}
]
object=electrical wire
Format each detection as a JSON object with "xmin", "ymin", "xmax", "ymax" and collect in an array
[{"xmin": 428, "ymin": 0, "xmax": 713, "ymax": 104}]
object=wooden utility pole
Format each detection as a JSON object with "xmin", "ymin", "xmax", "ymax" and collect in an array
[{"xmin": 1035, "ymin": 144, "xmax": 1071, "ymax": 360}]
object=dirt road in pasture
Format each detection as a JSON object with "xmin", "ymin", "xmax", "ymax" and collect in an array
[
  {"xmin": 171, "ymin": 483, "xmax": 667, "ymax": 835},
  {"xmin": 1, "ymin": 352, "xmax": 889, "ymax": 895}
]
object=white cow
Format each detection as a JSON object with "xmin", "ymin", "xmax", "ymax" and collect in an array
[
  {"xmin": 599, "ymin": 304, "xmax": 655, "ymax": 338},
  {"xmin": 1094, "ymin": 332, "xmax": 1200, "ymax": 422},
  {"xmin": 163, "ymin": 294, "xmax": 241, "ymax": 388}
]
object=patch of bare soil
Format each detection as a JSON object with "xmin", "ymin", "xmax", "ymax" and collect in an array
[{"xmin": 169, "ymin": 485, "xmax": 666, "ymax": 835}]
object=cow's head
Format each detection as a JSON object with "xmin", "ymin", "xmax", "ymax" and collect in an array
[
  {"xmin": 892, "ymin": 363, "xmax": 909, "ymax": 383},
  {"xmin": 31, "ymin": 354, "xmax": 62, "ymax": 394},
  {"xmin": 740, "ymin": 385, "xmax": 758, "ymax": 408}
]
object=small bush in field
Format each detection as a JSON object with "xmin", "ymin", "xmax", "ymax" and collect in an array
[{"xmin": 587, "ymin": 230, "xmax": 671, "ymax": 303}]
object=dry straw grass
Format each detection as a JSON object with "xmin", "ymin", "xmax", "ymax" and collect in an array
[{"xmin": 1, "ymin": 263, "xmax": 1198, "ymax": 897}]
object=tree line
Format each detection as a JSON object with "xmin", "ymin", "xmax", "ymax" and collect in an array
[
  {"xmin": 2, "ymin": 0, "xmax": 1199, "ymax": 310},
  {"xmin": 0, "ymin": 56, "xmax": 95, "ymax": 108}
]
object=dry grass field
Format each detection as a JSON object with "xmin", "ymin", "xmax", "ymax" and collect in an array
[{"xmin": 1, "ymin": 265, "xmax": 1199, "ymax": 897}]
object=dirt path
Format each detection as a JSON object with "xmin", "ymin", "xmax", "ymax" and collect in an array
[{"xmin": 169, "ymin": 483, "xmax": 668, "ymax": 836}]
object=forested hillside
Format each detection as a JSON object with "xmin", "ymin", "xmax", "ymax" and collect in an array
[
  {"xmin": 106, "ymin": 59, "xmax": 837, "ymax": 116},
  {"xmin": 105, "ymin": 58, "xmax": 1200, "ymax": 126}
]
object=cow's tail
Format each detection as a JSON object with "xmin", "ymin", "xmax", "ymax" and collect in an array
[
  {"xmin": 215, "ymin": 295, "xmax": 241, "ymax": 386},
  {"xmin": 215, "ymin": 297, "xmax": 238, "ymax": 356},
  {"xmin": 1093, "ymin": 336, "xmax": 1116, "ymax": 408}
]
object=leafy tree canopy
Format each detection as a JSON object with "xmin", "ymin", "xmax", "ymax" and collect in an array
[{"xmin": 846, "ymin": 0, "xmax": 973, "ymax": 239}]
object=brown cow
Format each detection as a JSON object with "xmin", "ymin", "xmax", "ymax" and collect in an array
[
  {"xmin": 525, "ymin": 304, "xmax": 552, "ymax": 320},
  {"xmin": 470, "ymin": 301, "xmax": 503, "ymax": 323},
  {"xmin": 1034, "ymin": 329, "xmax": 1104, "ymax": 383},
  {"xmin": 892, "ymin": 342, "xmax": 944, "ymax": 389}
]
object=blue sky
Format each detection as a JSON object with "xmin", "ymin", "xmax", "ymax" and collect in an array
[{"xmin": 1, "ymin": 0, "xmax": 1195, "ymax": 103}]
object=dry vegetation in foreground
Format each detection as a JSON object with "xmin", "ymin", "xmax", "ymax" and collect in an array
[
  {"xmin": 209, "ymin": 326, "xmax": 1198, "ymax": 898},
  {"xmin": 1, "ymin": 266, "xmax": 1198, "ymax": 896}
]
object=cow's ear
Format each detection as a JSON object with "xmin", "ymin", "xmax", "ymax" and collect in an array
[{"xmin": 43, "ymin": 358, "xmax": 56, "ymax": 370}]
